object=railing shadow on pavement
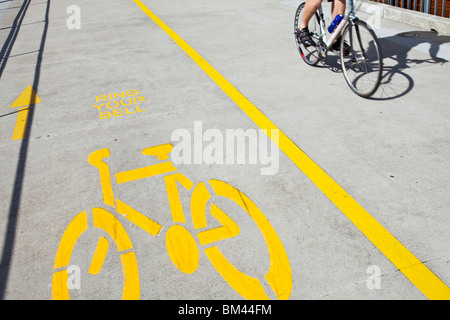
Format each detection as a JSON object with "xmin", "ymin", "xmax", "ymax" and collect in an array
[
  {"xmin": 0, "ymin": 0, "xmax": 30, "ymax": 80},
  {"xmin": 0, "ymin": 0, "xmax": 50, "ymax": 299}
]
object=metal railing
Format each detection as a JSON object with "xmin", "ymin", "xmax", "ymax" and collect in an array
[{"xmin": 369, "ymin": 0, "xmax": 450, "ymax": 17}]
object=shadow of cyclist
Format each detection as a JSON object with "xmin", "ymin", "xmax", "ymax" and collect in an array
[
  {"xmin": 322, "ymin": 29, "xmax": 450, "ymax": 100},
  {"xmin": 371, "ymin": 30, "xmax": 450, "ymax": 100}
]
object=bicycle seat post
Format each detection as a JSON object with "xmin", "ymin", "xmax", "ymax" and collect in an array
[
  {"xmin": 347, "ymin": 0, "xmax": 356, "ymax": 19},
  {"xmin": 87, "ymin": 148, "xmax": 116, "ymax": 208}
]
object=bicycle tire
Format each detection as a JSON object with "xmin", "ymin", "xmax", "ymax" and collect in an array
[
  {"xmin": 340, "ymin": 19, "xmax": 383, "ymax": 98},
  {"xmin": 294, "ymin": 2, "xmax": 322, "ymax": 66}
]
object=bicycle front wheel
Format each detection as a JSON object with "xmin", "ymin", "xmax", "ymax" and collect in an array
[{"xmin": 340, "ymin": 20, "xmax": 383, "ymax": 98}]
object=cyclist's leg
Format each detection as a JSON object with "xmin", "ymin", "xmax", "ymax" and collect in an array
[
  {"xmin": 299, "ymin": 0, "xmax": 322, "ymax": 30},
  {"xmin": 331, "ymin": 0, "xmax": 345, "ymax": 19},
  {"xmin": 330, "ymin": 0, "xmax": 350, "ymax": 55},
  {"xmin": 297, "ymin": 0, "xmax": 322, "ymax": 46}
]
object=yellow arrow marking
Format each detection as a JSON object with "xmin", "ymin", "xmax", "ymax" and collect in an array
[
  {"xmin": 9, "ymin": 85, "xmax": 41, "ymax": 141},
  {"xmin": 12, "ymin": 107, "xmax": 31, "ymax": 141},
  {"xmin": 10, "ymin": 85, "xmax": 41, "ymax": 108}
]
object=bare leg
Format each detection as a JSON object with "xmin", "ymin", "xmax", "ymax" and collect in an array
[
  {"xmin": 299, "ymin": 0, "xmax": 323, "ymax": 30},
  {"xmin": 331, "ymin": 0, "xmax": 345, "ymax": 19}
]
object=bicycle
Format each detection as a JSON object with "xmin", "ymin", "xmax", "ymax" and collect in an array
[
  {"xmin": 51, "ymin": 143, "xmax": 292, "ymax": 300},
  {"xmin": 294, "ymin": 0, "xmax": 383, "ymax": 98}
]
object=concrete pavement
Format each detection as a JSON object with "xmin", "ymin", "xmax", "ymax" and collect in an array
[{"xmin": 0, "ymin": 0, "xmax": 449, "ymax": 300}]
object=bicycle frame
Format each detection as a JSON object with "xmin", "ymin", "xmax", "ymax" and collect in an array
[
  {"xmin": 83, "ymin": 143, "xmax": 293, "ymax": 300},
  {"xmin": 295, "ymin": 0, "xmax": 383, "ymax": 97},
  {"xmin": 87, "ymin": 144, "xmax": 281, "ymax": 248},
  {"xmin": 316, "ymin": 0, "xmax": 359, "ymax": 50},
  {"xmin": 53, "ymin": 142, "xmax": 293, "ymax": 300},
  {"xmin": 87, "ymin": 143, "xmax": 224, "ymax": 239}
]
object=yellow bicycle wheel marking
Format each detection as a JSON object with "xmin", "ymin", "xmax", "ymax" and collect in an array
[
  {"xmin": 53, "ymin": 211, "xmax": 88, "ymax": 270},
  {"xmin": 92, "ymin": 208, "xmax": 140, "ymax": 299},
  {"xmin": 189, "ymin": 179, "xmax": 290, "ymax": 299},
  {"xmin": 92, "ymin": 208, "xmax": 133, "ymax": 252},
  {"xmin": 132, "ymin": 0, "xmax": 450, "ymax": 299},
  {"xmin": 120, "ymin": 251, "xmax": 140, "ymax": 300},
  {"xmin": 52, "ymin": 269, "xmax": 70, "ymax": 300},
  {"xmin": 89, "ymin": 236, "xmax": 110, "ymax": 275},
  {"xmin": 197, "ymin": 204, "xmax": 240, "ymax": 246},
  {"xmin": 191, "ymin": 181, "xmax": 241, "ymax": 245},
  {"xmin": 204, "ymin": 246, "xmax": 270, "ymax": 300},
  {"xmin": 52, "ymin": 209, "xmax": 140, "ymax": 300},
  {"xmin": 52, "ymin": 211, "xmax": 88, "ymax": 300},
  {"xmin": 209, "ymin": 180, "xmax": 292, "ymax": 300}
]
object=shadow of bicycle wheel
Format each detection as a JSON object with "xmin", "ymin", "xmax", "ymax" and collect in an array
[
  {"xmin": 369, "ymin": 30, "xmax": 449, "ymax": 100},
  {"xmin": 309, "ymin": 30, "xmax": 449, "ymax": 100},
  {"xmin": 368, "ymin": 65, "xmax": 414, "ymax": 100}
]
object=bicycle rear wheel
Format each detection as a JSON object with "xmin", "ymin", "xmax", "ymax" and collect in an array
[
  {"xmin": 294, "ymin": 2, "xmax": 322, "ymax": 66},
  {"xmin": 340, "ymin": 20, "xmax": 383, "ymax": 98}
]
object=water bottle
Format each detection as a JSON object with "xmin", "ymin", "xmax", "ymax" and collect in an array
[{"xmin": 328, "ymin": 14, "xmax": 343, "ymax": 34}]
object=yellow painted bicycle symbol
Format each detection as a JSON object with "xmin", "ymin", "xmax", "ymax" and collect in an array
[{"xmin": 52, "ymin": 143, "xmax": 292, "ymax": 300}]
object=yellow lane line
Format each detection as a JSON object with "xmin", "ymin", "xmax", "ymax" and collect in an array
[{"xmin": 132, "ymin": 0, "xmax": 450, "ymax": 299}]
